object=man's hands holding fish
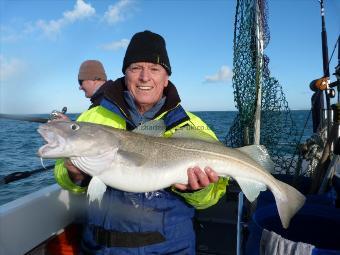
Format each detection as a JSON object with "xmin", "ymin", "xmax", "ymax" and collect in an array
[
  {"xmin": 64, "ymin": 159, "xmax": 89, "ymax": 185},
  {"xmin": 64, "ymin": 160, "xmax": 219, "ymax": 191},
  {"xmin": 174, "ymin": 166, "xmax": 219, "ymax": 191}
]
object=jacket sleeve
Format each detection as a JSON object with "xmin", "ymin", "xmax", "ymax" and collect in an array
[
  {"xmin": 171, "ymin": 177, "xmax": 229, "ymax": 209},
  {"xmin": 54, "ymin": 106, "xmax": 126, "ymax": 193},
  {"xmin": 54, "ymin": 159, "xmax": 87, "ymax": 194},
  {"xmin": 169, "ymin": 112, "xmax": 229, "ymax": 209}
]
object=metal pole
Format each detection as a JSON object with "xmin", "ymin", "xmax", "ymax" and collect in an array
[
  {"xmin": 319, "ymin": 0, "xmax": 331, "ymax": 136},
  {"xmin": 336, "ymin": 35, "xmax": 340, "ymax": 103},
  {"xmin": 253, "ymin": 0, "xmax": 264, "ymax": 145}
]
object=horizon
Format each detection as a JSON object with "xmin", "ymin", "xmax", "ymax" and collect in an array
[
  {"xmin": 0, "ymin": 109, "xmax": 313, "ymax": 116},
  {"xmin": 1, "ymin": 0, "xmax": 339, "ymax": 114}
]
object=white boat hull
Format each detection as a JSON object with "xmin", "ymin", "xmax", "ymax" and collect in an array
[{"xmin": 0, "ymin": 184, "xmax": 85, "ymax": 255}]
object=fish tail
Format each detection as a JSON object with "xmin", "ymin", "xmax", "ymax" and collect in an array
[{"xmin": 273, "ymin": 180, "xmax": 305, "ymax": 229}]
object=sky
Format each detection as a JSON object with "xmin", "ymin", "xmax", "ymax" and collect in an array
[{"xmin": 0, "ymin": 0, "xmax": 339, "ymax": 114}]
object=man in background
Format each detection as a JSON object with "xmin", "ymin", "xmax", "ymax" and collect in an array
[
  {"xmin": 77, "ymin": 60, "xmax": 110, "ymax": 109},
  {"xmin": 54, "ymin": 59, "xmax": 113, "ymax": 121}
]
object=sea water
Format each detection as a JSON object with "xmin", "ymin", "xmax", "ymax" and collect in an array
[{"xmin": 0, "ymin": 111, "xmax": 313, "ymax": 205}]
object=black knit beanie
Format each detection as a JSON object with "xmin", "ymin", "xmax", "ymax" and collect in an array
[{"xmin": 122, "ymin": 30, "xmax": 171, "ymax": 75}]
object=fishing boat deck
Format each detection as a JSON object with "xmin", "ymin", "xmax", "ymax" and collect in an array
[{"xmin": 196, "ymin": 181, "xmax": 243, "ymax": 255}]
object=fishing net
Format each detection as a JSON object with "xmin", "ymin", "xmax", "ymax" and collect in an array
[{"xmin": 225, "ymin": 0, "xmax": 306, "ymax": 175}]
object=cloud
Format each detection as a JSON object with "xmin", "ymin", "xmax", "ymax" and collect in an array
[
  {"xmin": 64, "ymin": 0, "xmax": 96, "ymax": 22},
  {"xmin": 1, "ymin": 23, "xmax": 36, "ymax": 43},
  {"xmin": 204, "ymin": 65, "xmax": 233, "ymax": 83},
  {"xmin": 36, "ymin": 19, "xmax": 64, "ymax": 38},
  {"xmin": 0, "ymin": 55, "xmax": 26, "ymax": 82},
  {"xmin": 2, "ymin": 0, "xmax": 136, "ymax": 42},
  {"xmin": 36, "ymin": 0, "xmax": 95, "ymax": 38},
  {"xmin": 103, "ymin": 0, "xmax": 134, "ymax": 25},
  {"xmin": 0, "ymin": 25, "xmax": 21, "ymax": 43},
  {"xmin": 100, "ymin": 39, "xmax": 130, "ymax": 51}
]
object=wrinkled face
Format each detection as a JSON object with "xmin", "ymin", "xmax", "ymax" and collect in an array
[
  {"xmin": 125, "ymin": 62, "xmax": 169, "ymax": 114},
  {"xmin": 37, "ymin": 121, "xmax": 119, "ymax": 158}
]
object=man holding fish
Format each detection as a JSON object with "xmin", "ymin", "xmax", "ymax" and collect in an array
[{"xmin": 53, "ymin": 30, "xmax": 228, "ymax": 254}]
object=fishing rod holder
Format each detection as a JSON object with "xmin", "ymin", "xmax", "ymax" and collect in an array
[
  {"xmin": 330, "ymin": 80, "xmax": 340, "ymax": 89},
  {"xmin": 329, "ymin": 63, "xmax": 340, "ymax": 94},
  {"xmin": 332, "ymin": 103, "xmax": 340, "ymax": 124},
  {"xmin": 331, "ymin": 64, "xmax": 340, "ymax": 103}
]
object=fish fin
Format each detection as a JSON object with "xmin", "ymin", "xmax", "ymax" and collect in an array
[
  {"xmin": 87, "ymin": 176, "xmax": 107, "ymax": 204},
  {"xmin": 273, "ymin": 180, "xmax": 305, "ymax": 229},
  {"xmin": 171, "ymin": 126, "xmax": 221, "ymax": 144},
  {"xmin": 133, "ymin": 119, "xmax": 166, "ymax": 137},
  {"xmin": 71, "ymin": 149, "xmax": 117, "ymax": 174},
  {"xmin": 116, "ymin": 149, "xmax": 146, "ymax": 167},
  {"xmin": 235, "ymin": 177, "xmax": 267, "ymax": 202},
  {"xmin": 236, "ymin": 145, "xmax": 274, "ymax": 173}
]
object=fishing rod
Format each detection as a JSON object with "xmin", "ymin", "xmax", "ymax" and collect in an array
[
  {"xmin": 310, "ymin": 1, "xmax": 336, "ymax": 131},
  {"xmin": 310, "ymin": 1, "xmax": 333, "ymax": 131},
  {"xmin": 0, "ymin": 107, "xmax": 68, "ymax": 185},
  {"xmin": 0, "ymin": 165, "xmax": 54, "ymax": 185},
  {"xmin": 0, "ymin": 107, "xmax": 68, "ymax": 123},
  {"xmin": 0, "ymin": 114, "xmax": 49, "ymax": 123},
  {"xmin": 307, "ymin": 1, "xmax": 340, "ymax": 194},
  {"xmin": 319, "ymin": 0, "xmax": 332, "ymax": 134}
]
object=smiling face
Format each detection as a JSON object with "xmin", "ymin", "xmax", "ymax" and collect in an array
[{"xmin": 125, "ymin": 62, "xmax": 169, "ymax": 114}]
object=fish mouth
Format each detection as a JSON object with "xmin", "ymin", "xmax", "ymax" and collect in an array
[{"xmin": 37, "ymin": 125, "xmax": 65, "ymax": 158}]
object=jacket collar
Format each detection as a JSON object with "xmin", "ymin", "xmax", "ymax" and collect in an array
[
  {"xmin": 90, "ymin": 80, "xmax": 113, "ymax": 106},
  {"xmin": 103, "ymin": 77, "xmax": 182, "ymax": 120}
]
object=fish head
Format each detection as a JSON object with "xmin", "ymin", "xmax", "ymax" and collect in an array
[{"xmin": 37, "ymin": 121, "xmax": 120, "ymax": 158}]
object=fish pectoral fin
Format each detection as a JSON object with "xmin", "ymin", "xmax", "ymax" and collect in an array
[
  {"xmin": 116, "ymin": 149, "xmax": 146, "ymax": 167},
  {"xmin": 236, "ymin": 145, "xmax": 274, "ymax": 173},
  {"xmin": 132, "ymin": 119, "xmax": 166, "ymax": 137},
  {"xmin": 71, "ymin": 149, "xmax": 117, "ymax": 174},
  {"xmin": 171, "ymin": 127, "xmax": 221, "ymax": 144},
  {"xmin": 234, "ymin": 177, "xmax": 267, "ymax": 202},
  {"xmin": 87, "ymin": 176, "xmax": 107, "ymax": 205}
]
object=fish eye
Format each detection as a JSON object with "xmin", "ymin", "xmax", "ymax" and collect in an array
[{"xmin": 70, "ymin": 124, "xmax": 80, "ymax": 131}]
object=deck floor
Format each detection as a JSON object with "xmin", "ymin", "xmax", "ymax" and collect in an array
[{"xmin": 196, "ymin": 182, "xmax": 243, "ymax": 255}]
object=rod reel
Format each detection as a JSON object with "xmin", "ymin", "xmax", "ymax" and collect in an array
[{"xmin": 49, "ymin": 106, "xmax": 68, "ymax": 120}]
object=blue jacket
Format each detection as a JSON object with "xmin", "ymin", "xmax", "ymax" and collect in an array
[{"xmin": 54, "ymin": 78, "xmax": 228, "ymax": 254}]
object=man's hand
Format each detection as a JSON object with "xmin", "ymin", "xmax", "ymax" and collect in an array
[
  {"xmin": 50, "ymin": 113, "xmax": 70, "ymax": 121},
  {"xmin": 64, "ymin": 159, "xmax": 87, "ymax": 184},
  {"xmin": 174, "ymin": 166, "xmax": 219, "ymax": 191}
]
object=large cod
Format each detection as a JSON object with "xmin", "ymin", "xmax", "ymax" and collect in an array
[{"xmin": 37, "ymin": 120, "xmax": 305, "ymax": 229}]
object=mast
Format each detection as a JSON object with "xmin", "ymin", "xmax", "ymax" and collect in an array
[{"xmin": 253, "ymin": 0, "xmax": 264, "ymax": 145}]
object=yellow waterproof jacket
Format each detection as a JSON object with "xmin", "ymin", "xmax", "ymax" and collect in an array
[{"xmin": 54, "ymin": 106, "xmax": 228, "ymax": 209}]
